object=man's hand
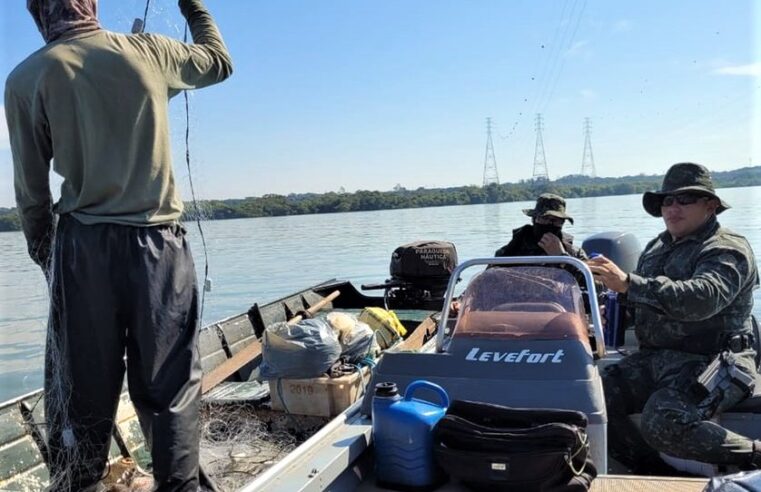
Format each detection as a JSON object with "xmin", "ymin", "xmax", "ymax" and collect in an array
[
  {"xmin": 449, "ymin": 300, "xmax": 461, "ymax": 317},
  {"xmin": 588, "ymin": 256, "xmax": 629, "ymax": 293},
  {"xmin": 538, "ymin": 233, "xmax": 566, "ymax": 256}
]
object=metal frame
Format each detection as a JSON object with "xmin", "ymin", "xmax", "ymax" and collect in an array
[{"xmin": 435, "ymin": 256, "xmax": 606, "ymax": 359}]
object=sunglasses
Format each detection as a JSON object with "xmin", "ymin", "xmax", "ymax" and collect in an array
[{"xmin": 661, "ymin": 193, "xmax": 706, "ymax": 207}]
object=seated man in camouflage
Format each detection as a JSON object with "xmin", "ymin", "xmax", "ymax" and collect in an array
[
  {"xmin": 589, "ymin": 163, "xmax": 760, "ymax": 472},
  {"xmin": 490, "ymin": 193, "xmax": 599, "ymax": 309},
  {"xmin": 495, "ymin": 193, "xmax": 588, "ymax": 260}
]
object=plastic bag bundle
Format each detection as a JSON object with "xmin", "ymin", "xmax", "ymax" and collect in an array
[
  {"xmin": 259, "ymin": 318, "xmax": 342, "ymax": 379},
  {"xmin": 327, "ymin": 312, "xmax": 378, "ymax": 362}
]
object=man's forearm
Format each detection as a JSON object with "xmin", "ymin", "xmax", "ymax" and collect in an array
[{"xmin": 178, "ymin": 0, "xmax": 233, "ymax": 78}]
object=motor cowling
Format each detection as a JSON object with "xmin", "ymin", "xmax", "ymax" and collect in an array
[
  {"xmin": 390, "ymin": 240, "xmax": 457, "ymax": 293},
  {"xmin": 581, "ymin": 231, "xmax": 641, "ymax": 274},
  {"xmin": 363, "ymin": 240, "xmax": 458, "ymax": 309}
]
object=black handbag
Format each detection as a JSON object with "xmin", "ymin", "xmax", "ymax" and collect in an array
[{"xmin": 433, "ymin": 400, "xmax": 597, "ymax": 492}]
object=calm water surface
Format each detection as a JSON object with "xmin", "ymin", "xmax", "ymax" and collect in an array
[{"xmin": 1, "ymin": 187, "xmax": 760, "ymax": 401}]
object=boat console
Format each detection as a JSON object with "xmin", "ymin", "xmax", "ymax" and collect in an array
[{"xmin": 362, "ymin": 257, "xmax": 609, "ymax": 470}]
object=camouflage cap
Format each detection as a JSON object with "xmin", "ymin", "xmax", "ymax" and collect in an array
[
  {"xmin": 642, "ymin": 162, "xmax": 730, "ymax": 217},
  {"xmin": 522, "ymin": 193, "xmax": 574, "ymax": 224}
]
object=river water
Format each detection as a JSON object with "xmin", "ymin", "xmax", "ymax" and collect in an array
[{"xmin": 1, "ymin": 187, "xmax": 760, "ymax": 402}]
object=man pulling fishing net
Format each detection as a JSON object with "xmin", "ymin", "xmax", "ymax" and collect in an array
[{"xmin": 5, "ymin": 0, "xmax": 232, "ymax": 490}]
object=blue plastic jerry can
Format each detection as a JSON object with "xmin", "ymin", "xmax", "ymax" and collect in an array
[{"xmin": 372, "ymin": 380, "xmax": 450, "ymax": 490}]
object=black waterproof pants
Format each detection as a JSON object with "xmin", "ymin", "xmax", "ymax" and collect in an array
[{"xmin": 45, "ymin": 215, "xmax": 201, "ymax": 492}]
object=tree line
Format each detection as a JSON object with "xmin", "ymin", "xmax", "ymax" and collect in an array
[{"xmin": 1, "ymin": 166, "xmax": 759, "ymax": 232}]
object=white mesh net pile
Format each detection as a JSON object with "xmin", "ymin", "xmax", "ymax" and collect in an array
[{"xmin": 199, "ymin": 402, "xmax": 329, "ymax": 491}]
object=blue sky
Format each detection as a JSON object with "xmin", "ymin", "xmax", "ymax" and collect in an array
[{"xmin": 1, "ymin": 0, "xmax": 759, "ymax": 207}]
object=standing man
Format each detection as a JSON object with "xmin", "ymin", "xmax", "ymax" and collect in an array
[
  {"xmin": 496, "ymin": 193, "xmax": 588, "ymax": 260},
  {"xmin": 589, "ymin": 163, "xmax": 760, "ymax": 472},
  {"xmin": 5, "ymin": 1, "xmax": 232, "ymax": 490}
]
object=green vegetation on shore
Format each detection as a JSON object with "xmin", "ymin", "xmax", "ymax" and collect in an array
[{"xmin": 1, "ymin": 166, "xmax": 759, "ymax": 232}]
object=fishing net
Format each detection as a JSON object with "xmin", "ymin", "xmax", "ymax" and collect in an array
[
  {"xmin": 198, "ymin": 402, "xmax": 329, "ymax": 491},
  {"xmin": 43, "ymin": 232, "xmax": 95, "ymax": 491}
]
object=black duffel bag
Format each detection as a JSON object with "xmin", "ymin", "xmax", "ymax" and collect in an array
[{"xmin": 433, "ymin": 400, "xmax": 597, "ymax": 492}]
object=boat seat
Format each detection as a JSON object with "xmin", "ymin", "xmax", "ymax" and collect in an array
[{"xmin": 454, "ymin": 310, "xmax": 589, "ymax": 346}]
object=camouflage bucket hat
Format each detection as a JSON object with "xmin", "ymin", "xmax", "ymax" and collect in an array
[
  {"xmin": 523, "ymin": 193, "xmax": 574, "ymax": 224},
  {"xmin": 642, "ymin": 162, "xmax": 730, "ymax": 217}
]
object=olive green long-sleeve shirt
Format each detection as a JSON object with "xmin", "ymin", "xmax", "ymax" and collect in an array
[
  {"xmin": 627, "ymin": 216, "xmax": 759, "ymax": 355},
  {"xmin": 5, "ymin": 0, "xmax": 232, "ymax": 267}
]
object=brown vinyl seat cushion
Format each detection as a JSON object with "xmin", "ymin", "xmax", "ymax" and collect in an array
[{"xmin": 454, "ymin": 310, "xmax": 590, "ymax": 346}]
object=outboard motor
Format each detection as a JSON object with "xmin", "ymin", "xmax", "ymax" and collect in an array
[
  {"xmin": 582, "ymin": 231, "xmax": 641, "ymax": 273},
  {"xmin": 362, "ymin": 240, "xmax": 458, "ymax": 310},
  {"xmin": 583, "ymin": 232, "xmax": 642, "ymax": 348}
]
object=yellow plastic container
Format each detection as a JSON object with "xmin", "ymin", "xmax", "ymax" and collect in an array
[
  {"xmin": 269, "ymin": 366, "xmax": 370, "ymax": 417},
  {"xmin": 358, "ymin": 307, "xmax": 407, "ymax": 349}
]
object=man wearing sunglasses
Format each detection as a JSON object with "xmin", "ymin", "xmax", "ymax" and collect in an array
[{"xmin": 589, "ymin": 163, "xmax": 760, "ymax": 473}]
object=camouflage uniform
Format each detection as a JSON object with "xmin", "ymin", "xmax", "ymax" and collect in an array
[{"xmin": 603, "ymin": 163, "xmax": 760, "ymax": 471}]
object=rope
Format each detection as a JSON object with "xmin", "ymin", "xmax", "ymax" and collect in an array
[
  {"xmin": 352, "ymin": 357, "xmax": 377, "ymax": 404},
  {"xmin": 141, "ymin": 0, "xmax": 151, "ymax": 31},
  {"xmin": 566, "ymin": 430, "xmax": 588, "ymax": 477},
  {"xmin": 183, "ymin": 22, "xmax": 211, "ymax": 326},
  {"xmin": 138, "ymin": 3, "xmax": 211, "ymax": 326}
]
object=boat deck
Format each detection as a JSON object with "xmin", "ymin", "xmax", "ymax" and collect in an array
[
  {"xmin": 356, "ymin": 475, "xmax": 708, "ymax": 491},
  {"xmin": 589, "ymin": 475, "xmax": 707, "ymax": 492}
]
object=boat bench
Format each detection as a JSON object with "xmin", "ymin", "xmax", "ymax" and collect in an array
[{"xmin": 0, "ymin": 395, "xmax": 48, "ymax": 491}]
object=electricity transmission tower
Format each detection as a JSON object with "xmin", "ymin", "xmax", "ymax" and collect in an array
[
  {"xmin": 580, "ymin": 117, "xmax": 596, "ymax": 177},
  {"xmin": 532, "ymin": 114, "xmax": 549, "ymax": 181},
  {"xmin": 482, "ymin": 117, "xmax": 500, "ymax": 186}
]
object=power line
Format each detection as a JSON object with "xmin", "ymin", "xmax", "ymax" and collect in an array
[
  {"xmin": 531, "ymin": 0, "xmax": 578, "ymax": 116},
  {"xmin": 531, "ymin": 0, "xmax": 584, "ymax": 115},
  {"xmin": 497, "ymin": 0, "xmax": 572, "ymax": 143},
  {"xmin": 496, "ymin": 0, "xmax": 588, "ymax": 164},
  {"xmin": 540, "ymin": 0, "xmax": 588, "ymax": 114}
]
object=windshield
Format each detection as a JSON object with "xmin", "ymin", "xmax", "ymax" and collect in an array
[{"xmin": 453, "ymin": 266, "xmax": 589, "ymax": 343}]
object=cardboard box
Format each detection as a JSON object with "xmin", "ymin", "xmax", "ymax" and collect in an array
[{"xmin": 269, "ymin": 366, "xmax": 370, "ymax": 417}]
